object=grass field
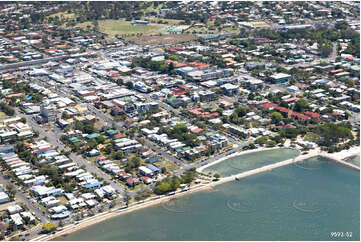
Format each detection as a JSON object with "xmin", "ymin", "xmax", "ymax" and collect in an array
[{"xmin": 75, "ymin": 20, "xmax": 165, "ymax": 37}]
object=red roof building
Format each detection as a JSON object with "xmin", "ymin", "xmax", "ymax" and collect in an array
[
  {"xmin": 262, "ymin": 102, "xmax": 276, "ymax": 109},
  {"xmin": 304, "ymin": 111, "xmax": 320, "ymax": 119},
  {"xmin": 6, "ymin": 93, "xmax": 23, "ymax": 98},
  {"xmin": 191, "ymin": 128, "xmax": 203, "ymax": 134},
  {"xmin": 126, "ymin": 177, "xmax": 140, "ymax": 186},
  {"xmin": 201, "ymin": 112, "xmax": 219, "ymax": 119},
  {"xmin": 119, "ymin": 172, "xmax": 131, "ymax": 181},
  {"xmin": 283, "ymin": 97, "xmax": 299, "ymax": 103},
  {"xmin": 189, "ymin": 108, "xmax": 204, "ymax": 116},
  {"xmin": 96, "ymin": 156, "xmax": 107, "ymax": 161},
  {"xmin": 290, "ymin": 112, "xmax": 310, "ymax": 121},
  {"xmin": 274, "ymin": 106, "xmax": 291, "ymax": 114},
  {"xmin": 44, "ymin": 48, "xmax": 57, "ymax": 53}
]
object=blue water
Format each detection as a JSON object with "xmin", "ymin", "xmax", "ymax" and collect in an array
[{"xmin": 58, "ymin": 156, "xmax": 360, "ymax": 241}]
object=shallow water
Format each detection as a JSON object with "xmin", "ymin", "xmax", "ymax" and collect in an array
[
  {"xmin": 203, "ymin": 148, "xmax": 300, "ymax": 177},
  {"xmin": 58, "ymin": 156, "xmax": 359, "ymax": 241}
]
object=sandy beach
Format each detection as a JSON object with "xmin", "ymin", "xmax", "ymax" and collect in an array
[
  {"xmin": 33, "ymin": 145, "xmax": 360, "ymax": 241},
  {"xmin": 323, "ymin": 146, "xmax": 360, "ymax": 160}
]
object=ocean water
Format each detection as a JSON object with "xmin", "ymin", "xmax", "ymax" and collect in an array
[
  {"xmin": 58, "ymin": 156, "xmax": 360, "ymax": 241},
  {"xmin": 203, "ymin": 148, "xmax": 300, "ymax": 177}
]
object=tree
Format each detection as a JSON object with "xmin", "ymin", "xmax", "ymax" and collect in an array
[
  {"xmin": 20, "ymin": 117, "xmax": 27, "ymax": 123},
  {"xmin": 135, "ymin": 189, "xmax": 152, "ymax": 201},
  {"xmin": 96, "ymin": 135, "xmax": 105, "ymax": 144},
  {"xmin": 43, "ymin": 223, "xmax": 57, "ymax": 233},
  {"xmin": 5, "ymin": 184, "xmax": 16, "ymax": 199},
  {"xmin": 271, "ymin": 112, "xmax": 283, "ymax": 125},
  {"xmin": 126, "ymin": 82, "xmax": 134, "ymax": 89},
  {"xmin": 161, "ymin": 167, "xmax": 167, "ymax": 174},
  {"xmin": 319, "ymin": 43, "xmax": 332, "ymax": 57},
  {"xmin": 8, "ymin": 220, "xmax": 17, "ymax": 232},
  {"xmin": 255, "ymin": 136, "xmax": 268, "ymax": 145},
  {"xmin": 213, "ymin": 173, "xmax": 221, "ymax": 180},
  {"xmin": 181, "ymin": 168, "xmax": 197, "ymax": 184},
  {"xmin": 236, "ymin": 107, "xmax": 247, "ymax": 117},
  {"xmin": 23, "ymin": 216, "xmax": 31, "ymax": 225},
  {"xmin": 10, "ymin": 236, "xmax": 20, "ymax": 241},
  {"xmin": 124, "ymin": 190, "xmax": 131, "ymax": 206},
  {"xmin": 294, "ymin": 99, "xmax": 309, "ymax": 112}
]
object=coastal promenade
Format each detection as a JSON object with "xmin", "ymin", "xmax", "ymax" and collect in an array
[{"xmin": 31, "ymin": 146, "xmax": 359, "ymax": 241}]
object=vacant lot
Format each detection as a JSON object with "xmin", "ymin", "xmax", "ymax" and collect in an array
[
  {"xmin": 75, "ymin": 20, "xmax": 165, "ymax": 37},
  {"xmin": 125, "ymin": 34, "xmax": 197, "ymax": 46},
  {"xmin": 46, "ymin": 11, "xmax": 75, "ymax": 20}
]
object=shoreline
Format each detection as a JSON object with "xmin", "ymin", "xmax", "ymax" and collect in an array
[
  {"xmin": 33, "ymin": 146, "xmax": 360, "ymax": 241},
  {"xmin": 197, "ymin": 146, "xmax": 283, "ymax": 172},
  {"xmin": 34, "ymin": 183, "xmax": 214, "ymax": 241}
]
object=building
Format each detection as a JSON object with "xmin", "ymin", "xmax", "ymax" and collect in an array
[
  {"xmin": 40, "ymin": 103, "xmax": 57, "ymax": 122},
  {"xmin": 131, "ymin": 20, "xmax": 149, "ymax": 25},
  {"xmin": 244, "ymin": 61, "xmax": 265, "ymax": 71},
  {"xmin": 221, "ymin": 83, "xmax": 239, "ymax": 95},
  {"xmin": 10, "ymin": 213, "xmax": 23, "ymax": 228},
  {"xmin": 270, "ymin": 73, "xmax": 291, "ymax": 84},
  {"xmin": 139, "ymin": 166, "xmax": 153, "ymax": 177},
  {"xmin": 147, "ymin": 164, "xmax": 161, "ymax": 175},
  {"xmin": 245, "ymin": 79, "xmax": 264, "ymax": 90},
  {"xmin": 228, "ymin": 125, "xmax": 248, "ymax": 138}
]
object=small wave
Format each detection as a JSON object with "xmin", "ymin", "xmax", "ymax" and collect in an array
[{"xmin": 292, "ymin": 201, "xmax": 321, "ymax": 213}]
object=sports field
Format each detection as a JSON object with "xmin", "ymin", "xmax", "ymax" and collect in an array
[{"xmin": 75, "ymin": 20, "xmax": 165, "ymax": 37}]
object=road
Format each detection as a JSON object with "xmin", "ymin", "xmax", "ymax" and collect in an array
[
  {"xmin": 16, "ymin": 110, "xmax": 127, "ymax": 197},
  {"xmin": 35, "ymin": 77, "xmax": 187, "ymax": 168},
  {"xmin": 328, "ymin": 42, "xmax": 338, "ymax": 62},
  {"xmin": 0, "ymin": 173, "xmax": 49, "ymax": 224}
]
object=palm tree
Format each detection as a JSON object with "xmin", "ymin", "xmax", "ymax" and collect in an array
[{"xmin": 124, "ymin": 190, "xmax": 131, "ymax": 206}]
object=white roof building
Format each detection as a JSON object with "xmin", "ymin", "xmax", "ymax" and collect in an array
[
  {"xmin": 7, "ymin": 205, "xmax": 23, "ymax": 214},
  {"xmin": 10, "ymin": 213, "xmax": 23, "ymax": 226}
]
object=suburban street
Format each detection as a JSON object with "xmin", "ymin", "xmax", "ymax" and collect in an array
[
  {"xmin": 0, "ymin": 173, "xmax": 50, "ymax": 224},
  {"xmin": 16, "ymin": 110, "xmax": 127, "ymax": 197}
]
